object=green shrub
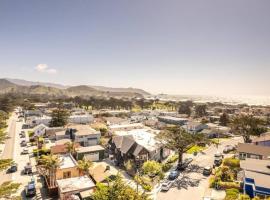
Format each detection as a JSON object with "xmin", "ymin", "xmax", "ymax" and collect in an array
[
  {"xmin": 217, "ymin": 181, "xmax": 240, "ymax": 190},
  {"xmin": 223, "ymin": 158, "xmax": 240, "ymax": 168},
  {"xmin": 33, "ymin": 148, "xmax": 50, "ymax": 157},
  {"xmin": 225, "ymin": 188, "xmax": 239, "ymax": 200},
  {"xmin": 142, "ymin": 160, "xmax": 162, "ymax": 176},
  {"xmin": 209, "ymin": 177, "xmax": 216, "ymax": 188},
  {"xmin": 239, "ymin": 194, "xmax": 250, "ymax": 200},
  {"xmin": 162, "ymin": 163, "xmax": 173, "ymax": 172},
  {"xmin": 28, "ymin": 131, "xmax": 34, "ymax": 138},
  {"xmin": 167, "ymin": 155, "xmax": 178, "ymax": 164}
]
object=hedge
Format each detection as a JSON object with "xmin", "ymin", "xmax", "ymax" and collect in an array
[
  {"xmin": 225, "ymin": 188, "xmax": 239, "ymax": 200},
  {"xmin": 223, "ymin": 158, "xmax": 240, "ymax": 169},
  {"xmin": 33, "ymin": 148, "xmax": 51, "ymax": 157}
]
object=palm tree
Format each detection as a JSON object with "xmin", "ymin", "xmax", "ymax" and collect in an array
[
  {"xmin": 77, "ymin": 158, "xmax": 93, "ymax": 176},
  {"xmin": 40, "ymin": 154, "xmax": 60, "ymax": 188},
  {"xmin": 65, "ymin": 142, "xmax": 77, "ymax": 156}
]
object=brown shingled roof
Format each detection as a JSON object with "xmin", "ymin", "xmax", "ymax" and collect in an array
[{"xmin": 238, "ymin": 143, "xmax": 270, "ymax": 157}]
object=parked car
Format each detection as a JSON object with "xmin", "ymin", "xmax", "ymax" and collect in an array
[
  {"xmin": 44, "ymin": 138, "xmax": 50, "ymax": 144},
  {"xmin": 161, "ymin": 180, "xmax": 174, "ymax": 191},
  {"xmin": 223, "ymin": 145, "xmax": 236, "ymax": 154},
  {"xmin": 214, "ymin": 158, "xmax": 222, "ymax": 166},
  {"xmin": 21, "ymin": 148, "xmax": 29, "ymax": 154},
  {"xmin": 20, "ymin": 140, "xmax": 27, "ymax": 147},
  {"xmin": 214, "ymin": 152, "xmax": 224, "ymax": 159},
  {"xmin": 20, "ymin": 132, "xmax": 26, "ymax": 138},
  {"xmin": 7, "ymin": 163, "xmax": 18, "ymax": 173},
  {"xmin": 168, "ymin": 170, "xmax": 180, "ymax": 180},
  {"xmin": 25, "ymin": 180, "xmax": 36, "ymax": 197},
  {"xmin": 203, "ymin": 166, "xmax": 212, "ymax": 176},
  {"xmin": 24, "ymin": 163, "xmax": 32, "ymax": 175}
]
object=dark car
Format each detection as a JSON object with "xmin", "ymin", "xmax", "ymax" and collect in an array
[
  {"xmin": 20, "ymin": 140, "xmax": 27, "ymax": 147},
  {"xmin": 20, "ymin": 133, "xmax": 26, "ymax": 138},
  {"xmin": 7, "ymin": 164, "xmax": 18, "ymax": 173},
  {"xmin": 168, "ymin": 170, "xmax": 180, "ymax": 180},
  {"xmin": 24, "ymin": 163, "xmax": 33, "ymax": 175},
  {"xmin": 203, "ymin": 166, "xmax": 212, "ymax": 176},
  {"xmin": 25, "ymin": 181, "xmax": 36, "ymax": 197},
  {"xmin": 214, "ymin": 158, "xmax": 222, "ymax": 166}
]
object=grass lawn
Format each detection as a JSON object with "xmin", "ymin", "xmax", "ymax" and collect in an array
[{"xmin": 187, "ymin": 145, "xmax": 207, "ymax": 154}]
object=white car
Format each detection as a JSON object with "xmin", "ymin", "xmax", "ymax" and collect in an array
[
  {"xmin": 161, "ymin": 180, "xmax": 174, "ymax": 191},
  {"xmin": 22, "ymin": 148, "xmax": 29, "ymax": 154}
]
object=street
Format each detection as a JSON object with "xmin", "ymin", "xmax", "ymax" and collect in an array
[
  {"xmin": 0, "ymin": 114, "xmax": 17, "ymax": 185},
  {"xmin": 157, "ymin": 136, "xmax": 243, "ymax": 200}
]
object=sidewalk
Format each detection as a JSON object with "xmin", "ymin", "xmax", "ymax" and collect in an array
[{"xmin": 0, "ymin": 113, "xmax": 15, "ymax": 157}]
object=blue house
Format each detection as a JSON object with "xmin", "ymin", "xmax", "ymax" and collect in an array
[{"xmin": 241, "ymin": 159, "xmax": 270, "ymax": 199}]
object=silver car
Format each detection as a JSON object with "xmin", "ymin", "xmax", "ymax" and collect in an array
[{"xmin": 161, "ymin": 180, "xmax": 174, "ymax": 191}]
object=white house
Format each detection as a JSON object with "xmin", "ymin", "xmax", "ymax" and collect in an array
[
  {"xmin": 68, "ymin": 125, "xmax": 101, "ymax": 147},
  {"xmin": 33, "ymin": 124, "xmax": 48, "ymax": 137},
  {"xmin": 68, "ymin": 114, "xmax": 94, "ymax": 124}
]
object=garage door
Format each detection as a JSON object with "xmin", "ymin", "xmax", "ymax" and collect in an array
[{"xmin": 84, "ymin": 152, "xmax": 99, "ymax": 162}]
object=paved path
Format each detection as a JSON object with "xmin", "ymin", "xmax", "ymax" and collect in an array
[{"xmin": 0, "ymin": 117, "xmax": 17, "ymax": 184}]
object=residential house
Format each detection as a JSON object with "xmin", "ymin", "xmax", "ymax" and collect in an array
[
  {"xmin": 26, "ymin": 115, "xmax": 51, "ymax": 127},
  {"xmin": 109, "ymin": 129, "xmax": 170, "ymax": 167},
  {"xmin": 68, "ymin": 125, "xmax": 101, "ymax": 147},
  {"xmin": 55, "ymin": 130, "xmax": 71, "ymax": 141},
  {"xmin": 51, "ymin": 143, "xmax": 80, "ymax": 155},
  {"xmin": 33, "ymin": 124, "xmax": 48, "ymax": 137},
  {"xmin": 109, "ymin": 123, "xmax": 144, "ymax": 132},
  {"xmin": 76, "ymin": 145, "xmax": 105, "ymax": 161},
  {"xmin": 56, "ymin": 176, "xmax": 95, "ymax": 200},
  {"xmin": 89, "ymin": 164, "xmax": 118, "ymax": 184},
  {"xmin": 157, "ymin": 116, "xmax": 188, "ymax": 126},
  {"xmin": 104, "ymin": 117, "xmax": 128, "ymax": 126},
  {"xmin": 24, "ymin": 110, "xmax": 43, "ymax": 119},
  {"xmin": 240, "ymin": 159, "xmax": 270, "ymax": 198},
  {"xmin": 68, "ymin": 114, "xmax": 94, "ymax": 124},
  {"xmin": 185, "ymin": 121, "xmax": 208, "ymax": 133},
  {"xmin": 237, "ymin": 143, "xmax": 270, "ymax": 160},
  {"xmin": 253, "ymin": 132, "xmax": 270, "ymax": 147},
  {"xmin": 56, "ymin": 154, "xmax": 80, "ymax": 180}
]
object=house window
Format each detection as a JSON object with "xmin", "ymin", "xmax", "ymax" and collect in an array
[
  {"xmin": 88, "ymin": 138, "xmax": 97, "ymax": 141},
  {"xmin": 250, "ymin": 154, "xmax": 260, "ymax": 159},
  {"xmin": 63, "ymin": 171, "xmax": 71, "ymax": 179}
]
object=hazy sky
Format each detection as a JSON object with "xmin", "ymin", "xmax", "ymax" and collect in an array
[{"xmin": 1, "ymin": 0, "xmax": 270, "ymax": 96}]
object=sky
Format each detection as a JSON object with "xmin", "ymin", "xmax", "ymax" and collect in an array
[{"xmin": 0, "ymin": 0, "xmax": 270, "ymax": 96}]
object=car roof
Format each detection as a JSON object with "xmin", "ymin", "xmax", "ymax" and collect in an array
[{"xmin": 204, "ymin": 166, "xmax": 211, "ymax": 169}]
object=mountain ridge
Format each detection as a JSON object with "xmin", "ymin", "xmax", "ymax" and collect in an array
[{"xmin": 0, "ymin": 78, "xmax": 150, "ymax": 98}]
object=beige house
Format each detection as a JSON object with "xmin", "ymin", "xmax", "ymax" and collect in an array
[{"xmin": 56, "ymin": 154, "xmax": 80, "ymax": 180}]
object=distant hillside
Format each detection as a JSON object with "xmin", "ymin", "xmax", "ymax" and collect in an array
[
  {"xmin": 6, "ymin": 78, "xmax": 67, "ymax": 89},
  {"xmin": 0, "ymin": 78, "xmax": 150, "ymax": 98},
  {"xmin": 65, "ymin": 85, "xmax": 102, "ymax": 97},
  {"xmin": 90, "ymin": 85, "xmax": 150, "ymax": 96}
]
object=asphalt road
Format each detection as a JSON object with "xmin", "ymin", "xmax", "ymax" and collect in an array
[{"xmin": 0, "ymin": 117, "xmax": 17, "ymax": 184}]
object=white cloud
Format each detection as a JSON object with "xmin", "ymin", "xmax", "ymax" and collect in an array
[{"xmin": 35, "ymin": 64, "xmax": 57, "ymax": 74}]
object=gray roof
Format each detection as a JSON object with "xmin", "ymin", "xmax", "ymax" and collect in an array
[
  {"xmin": 240, "ymin": 158, "xmax": 270, "ymax": 174},
  {"xmin": 112, "ymin": 135, "xmax": 136, "ymax": 154},
  {"xmin": 133, "ymin": 144, "xmax": 144, "ymax": 156},
  {"xmin": 76, "ymin": 145, "xmax": 105, "ymax": 153}
]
